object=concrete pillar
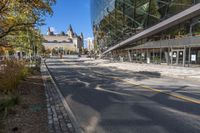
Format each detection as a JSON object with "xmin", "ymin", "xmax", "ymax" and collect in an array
[
  {"xmin": 147, "ymin": 49, "xmax": 150, "ymax": 64},
  {"xmin": 140, "ymin": 49, "xmax": 143, "ymax": 62},
  {"xmin": 188, "ymin": 46, "xmax": 191, "ymax": 67},
  {"xmin": 167, "ymin": 47, "xmax": 170, "ymax": 65},
  {"xmin": 120, "ymin": 56, "xmax": 124, "ymax": 62},
  {"xmin": 128, "ymin": 50, "xmax": 132, "ymax": 62},
  {"xmin": 182, "ymin": 46, "xmax": 185, "ymax": 67},
  {"xmin": 153, "ymin": 49, "xmax": 155, "ymax": 63},
  {"xmin": 160, "ymin": 48, "xmax": 162, "ymax": 63},
  {"xmin": 176, "ymin": 50, "xmax": 179, "ymax": 65},
  {"xmin": 136, "ymin": 49, "xmax": 138, "ymax": 62},
  {"xmin": 171, "ymin": 47, "xmax": 173, "ymax": 65}
]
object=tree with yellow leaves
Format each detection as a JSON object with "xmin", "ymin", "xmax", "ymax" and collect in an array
[{"xmin": 0, "ymin": 0, "xmax": 55, "ymax": 42}]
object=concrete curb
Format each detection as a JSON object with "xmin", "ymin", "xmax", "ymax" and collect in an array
[
  {"xmin": 161, "ymin": 73, "xmax": 200, "ymax": 82},
  {"xmin": 92, "ymin": 61, "xmax": 200, "ymax": 82}
]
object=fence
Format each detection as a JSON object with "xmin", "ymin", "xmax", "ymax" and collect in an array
[{"xmin": 128, "ymin": 36, "xmax": 200, "ymax": 50}]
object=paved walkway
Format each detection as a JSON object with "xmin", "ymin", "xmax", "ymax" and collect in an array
[
  {"xmin": 84, "ymin": 59, "xmax": 200, "ymax": 81},
  {"xmin": 41, "ymin": 62, "xmax": 76, "ymax": 133}
]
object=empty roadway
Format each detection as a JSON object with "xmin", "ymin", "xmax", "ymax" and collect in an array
[{"xmin": 46, "ymin": 56, "xmax": 200, "ymax": 133}]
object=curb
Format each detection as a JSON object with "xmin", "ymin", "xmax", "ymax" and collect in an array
[
  {"xmin": 94, "ymin": 61, "xmax": 200, "ymax": 82},
  {"xmin": 161, "ymin": 73, "xmax": 200, "ymax": 82}
]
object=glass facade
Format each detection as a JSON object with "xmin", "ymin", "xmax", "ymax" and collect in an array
[{"xmin": 91, "ymin": 0, "xmax": 200, "ymax": 52}]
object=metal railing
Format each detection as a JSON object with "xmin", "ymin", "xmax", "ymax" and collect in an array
[{"xmin": 129, "ymin": 36, "xmax": 200, "ymax": 50}]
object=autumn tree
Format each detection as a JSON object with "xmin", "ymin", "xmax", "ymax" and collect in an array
[
  {"xmin": 6, "ymin": 27, "xmax": 44, "ymax": 56},
  {"xmin": 0, "ymin": 0, "xmax": 55, "ymax": 41}
]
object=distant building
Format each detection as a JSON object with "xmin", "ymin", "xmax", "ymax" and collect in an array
[
  {"xmin": 43, "ymin": 25, "xmax": 84, "ymax": 55},
  {"xmin": 86, "ymin": 38, "xmax": 94, "ymax": 52}
]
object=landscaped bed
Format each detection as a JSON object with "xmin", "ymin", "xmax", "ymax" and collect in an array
[{"xmin": 0, "ymin": 64, "xmax": 48, "ymax": 133}]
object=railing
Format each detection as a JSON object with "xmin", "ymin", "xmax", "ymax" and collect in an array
[{"xmin": 130, "ymin": 36, "xmax": 200, "ymax": 49}]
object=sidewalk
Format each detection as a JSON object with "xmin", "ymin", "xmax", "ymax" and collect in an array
[
  {"xmin": 84, "ymin": 59, "xmax": 200, "ymax": 81},
  {"xmin": 41, "ymin": 62, "xmax": 76, "ymax": 133}
]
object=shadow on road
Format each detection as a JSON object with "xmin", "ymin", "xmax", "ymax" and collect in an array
[{"xmin": 46, "ymin": 58, "xmax": 200, "ymax": 133}]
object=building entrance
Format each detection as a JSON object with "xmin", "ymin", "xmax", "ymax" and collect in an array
[{"xmin": 171, "ymin": 49, "xmax": 186, "ymax": 66}]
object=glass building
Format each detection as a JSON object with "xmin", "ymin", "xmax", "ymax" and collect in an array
[{"xmin": 91, "ymin": 0, "xmax": 200, "ymax": 66}]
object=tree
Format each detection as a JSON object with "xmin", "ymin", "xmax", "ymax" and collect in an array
[
  {"xmin": 147, "ymin": 0, "xmax": 161, "ymax": 25},
  {"xmin": 44, "ymin": 48, "xmax": 51, "ymax": 56},
  {"xmin": 0, "ymin": 0, "xmax": 56, "ymax": 41},
  {"xmin": 5, "ymin": 27, "xmax": 44, "ymax": 56}
]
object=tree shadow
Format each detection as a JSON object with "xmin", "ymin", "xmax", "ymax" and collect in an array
[
  {"xmin": 46, "ymin": 58, "xmax": 200, "ymax": 132},
  {"xmin": 142, "ymin": 91, "xmax": 200, "ymax": 116},
  {"xmin": 131, "ymin": 103, "xmax": 199, "ymax": 133}
]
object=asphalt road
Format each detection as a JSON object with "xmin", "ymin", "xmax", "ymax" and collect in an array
[{"xmin": 46, "ymin": 57, "xmax": 200, "ymax": 133}]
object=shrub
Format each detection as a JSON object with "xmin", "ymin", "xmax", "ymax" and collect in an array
[
  {"xmin": 0, "ymin": 95, "xmax": 20, "ymax": 116},
  {"xmin": 0, "ymin": 60, "xmax": 30, "ymax": 94},
  {"xmin": 0, "ymin": 95, "xmax": 20, "ymax": 131}
]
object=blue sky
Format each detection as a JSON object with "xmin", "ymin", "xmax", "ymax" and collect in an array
[{"xmin": 40, "ymin": 0, "xmax": 93, "ymax": 40}]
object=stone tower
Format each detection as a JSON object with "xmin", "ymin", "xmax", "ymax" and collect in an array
[{"xmin": 66, "ymin": 25, "xmax": 74, "ymax": 38}]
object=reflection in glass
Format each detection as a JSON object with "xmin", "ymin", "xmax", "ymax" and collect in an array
[{"xmin": 91, "ymin": 0, "xmax": 199, "ymax": 52}]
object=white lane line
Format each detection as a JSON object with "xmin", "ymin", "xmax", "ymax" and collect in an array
[{"xmin": 95, "ymin": 85, "xmax": 133, "ymax": 97}]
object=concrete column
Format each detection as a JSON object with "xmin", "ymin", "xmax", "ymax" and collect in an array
[
  {"xmin": 136, "ymin": 49, "xmax": 138, "ymax": 62},
  {"xmin": 183, "ymin": 46, "xmax": 186, "ymax": 67},
  {"xmin": 176, "ymin": 50, "xmax": 179, "ymax": 65},
  {"xmin": 167, "ymin": 47, "xmax": 170, "ymax": 65},
  {"xmin": 171, "ymin": 47, "xmax": 173, "ymax": 65},
  {"xmin": 128, "ymin": 50, "xmax": 132, "ymax": 62},
  {"xmin": 188, "ymin": 46, "xmax": 191, "ymax": 67},
  {"xmin": 147, "ymin": 49, "xmax": 150, "ymax": 64},
  {"xmin": 153, "ymin": 49, "xmax": 155, "ymax": 63},
  {"xmin": 160, "ymin": 48, "xmax": 162, "ymax": 63},
  {"xmin": 140, "ymin": 49, "xmax": 142, "ymax": 62}
]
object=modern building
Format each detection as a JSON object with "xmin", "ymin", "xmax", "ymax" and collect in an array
[
  {"xmin": 91, "ymin": 0, "xmax": 200, "ymax": 66},
  {"xmin": 43, "ymin": 25, "xmax": 84, "ymax": 55},
  {"xmin": 86, "ymin": 38, "xmax": 95, "ymax": 52}
]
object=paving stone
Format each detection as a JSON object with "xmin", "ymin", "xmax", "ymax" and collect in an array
[
  {"xmin": 90, "ymin": 59, "xmax": 200, "ymax": 81},
  {"xmin": 41, "ymin": 63, "xmax": 76, "ymax": 133}
]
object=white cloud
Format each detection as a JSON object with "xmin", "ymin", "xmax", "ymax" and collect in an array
[
  {"xmin": 84, "ymin": 37, "xmax": 94, "ymax": 41},
  {"xmin": 50, "ymin": 27, "xmax": 56, "ymax": 32},
  {"xmin": 49, "ymin": 27, "xmax": 59, "ymax": 35}
]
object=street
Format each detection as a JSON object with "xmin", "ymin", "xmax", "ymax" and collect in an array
[{"xmin": 46, "ymin": 56, "xmax": 200, "ymax": 133}]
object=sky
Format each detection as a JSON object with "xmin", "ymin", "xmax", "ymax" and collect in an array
[{"xmin": 40, "ymin": 0, "xmax": 93, "ymax": 41}]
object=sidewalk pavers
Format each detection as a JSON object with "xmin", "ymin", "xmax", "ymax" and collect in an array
[
  {"xmin": 84, "ymin": 59, "xmax": 200, "ymax": 81},
  {"xmin": 41, "ymin": 63, "xmax": 76, "ymax": 133}
]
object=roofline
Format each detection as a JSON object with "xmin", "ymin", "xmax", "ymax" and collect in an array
[{"xmin": 102, "ymin": 3, "xmax": 200, "ymax": 55}]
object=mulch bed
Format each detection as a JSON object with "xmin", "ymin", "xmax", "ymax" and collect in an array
[{"xmin": 0, "ymin": 70, "xmax": 48, "ymax": 133}]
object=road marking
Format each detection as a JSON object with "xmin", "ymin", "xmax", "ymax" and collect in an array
[
  {"xmin": 93, "ymin": 71, "xmax": 200, "ymax": 105},
  {"xmin": 75, "ymin": 78, "xmax": 90, "ymax": 87},
  {"xmin": 59, "ymin": 59, "xmax": 200, "ymax": 105},
  {"xmin": 95, "ymin": 85, "xmax": 133, "ymax": 97}
]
